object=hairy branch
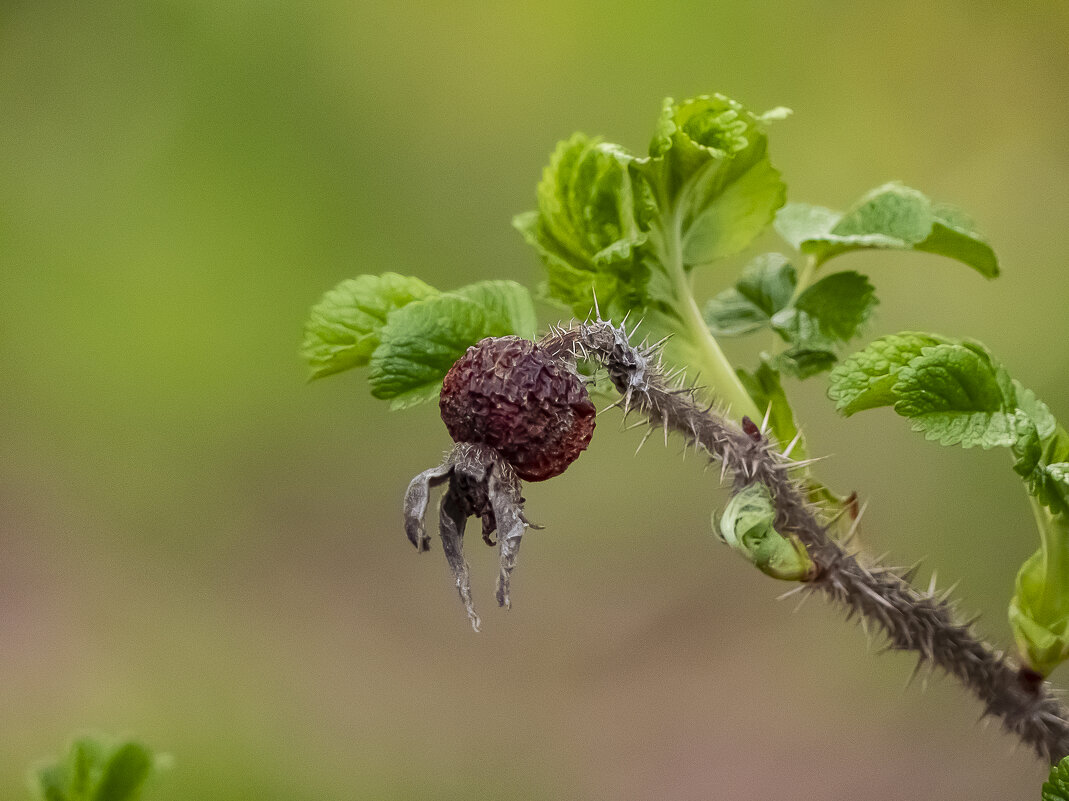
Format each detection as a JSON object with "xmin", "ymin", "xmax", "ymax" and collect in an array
[{"xmin": 542, "ymin": 319, "xmax": 1069, "ymax": 764}]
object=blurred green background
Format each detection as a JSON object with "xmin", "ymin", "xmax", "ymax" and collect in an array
[{"xmin": 2, "ymin": 1, "xmax": 1068, "ymax": 798}]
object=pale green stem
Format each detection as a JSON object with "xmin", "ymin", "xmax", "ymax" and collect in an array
[
  {"xmin": 661, "ymin": 207, "xmax": 761, "ymax": 421},
  {"xmin": 1030, "ymin": 495, "xmax": 1069, "ymax": 623},
  {"xmin": 789, "ymin": 253, "xmax": 819, "ymax": 304}
]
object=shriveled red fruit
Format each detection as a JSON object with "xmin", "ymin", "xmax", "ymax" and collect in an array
[{"xmin": 439, "ymin": 336, "xmax": 596, "ymax": 481}]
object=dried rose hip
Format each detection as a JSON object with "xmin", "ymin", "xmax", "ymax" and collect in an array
[{"xmin": 439, "ymin": 336, "xmax": 596, "ymax": 481}]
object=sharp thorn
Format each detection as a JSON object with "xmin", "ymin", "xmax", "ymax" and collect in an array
[
  {"xmin": 776, "ymin": 584, "xmax": 809, "ymax": 601},
  {"xmin": 635, "ymin": 426, "xmax": 654, "ymax": 455},
  {"xmin": 760, "ymin": 402, "xmax": 773, "ymax": 435},
  {"xmin": 781, "ymin": 429, "xmax": 805, "ymax": 460}
]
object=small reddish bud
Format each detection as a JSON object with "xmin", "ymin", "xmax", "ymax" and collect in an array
[
  {"xmin": 741, "ymin": 416, "xmax": 762, "ymax": 442},
  {"xmin": 439, "ymin": 337, "xmax": 596, "ymax": 481}
]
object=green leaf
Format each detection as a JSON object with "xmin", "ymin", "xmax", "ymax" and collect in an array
[
  {"xmin": 828, "ymin": 332, "xmax": 950, "ymax": 415},
  {"xmin": 30, "ymin": 736, "xmax": 162, "ymax": 801},
  {"xmin": 68, "ymin": 738, "xmax": 106, "ymax": 800},
  {"xmin": 644, "ymin": 94, "xmax": 787, "ymax": 266},
  {"xmin": 891, "ymin": 343, "xmax": 1017, "ymax": 448},
  {"xmin": 704, "ymin": 254, "xmax": 796, "ymax": 335},
  {"xmin": 91, "ymin": 743, "xmax": 154, "ymax": 801},
  {"xmin": 33, "ymin": 763, "xmax": 68, "ymax": 801},
  {"xmin": 773, "ymin": 202, "xmax": 840, "ymax": 251},
  {"xmin": 736, "ymin": 357, "xmax": 803, "ymax": 457},
  {"xmin": 717, "ymin": 483, "xmax": 813, "ymax": 581},
  {"xmin": 367, "ymin": 282, "xmax": 536, "ymax": 409},
  {"xmin": 1043, "ymin": 755, "xmax": 1069, "ymax": 801},
  {"xmin": 769, "ymin": 271, "xmax": 877, "ymax": 361},
  {"xmin": 774, "ymin": 183, "xmax": 998, "ymax": 277},
  {"xmin": 301, "ymin": 273, "xmax": 438, "ymax": 380},
  {"xmin": 775, "ymin": 347, "xmax": 838, "ymax": 380},
  {"xmin": 450, "ymin": 280, "xmax": 538, "ymax": 341},
  {"xmin": 513, "ymin": 133, "xmax": 649, "ymax": 319}
]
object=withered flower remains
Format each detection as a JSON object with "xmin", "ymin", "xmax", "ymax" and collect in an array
[{"xmin": 403, "ymin": 336, "xmax": 596, "ymax": 629}]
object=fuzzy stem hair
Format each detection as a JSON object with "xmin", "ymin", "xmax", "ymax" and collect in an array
[{"xmin": 541, "ymin": 319, "xmax": 1069, "ymax": 764}]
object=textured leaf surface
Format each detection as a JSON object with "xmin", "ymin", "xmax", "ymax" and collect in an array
[
  {"xmin": 368, "ymin": 282, "xmax": 536, "ymax": 409},
  {"xmin": 302, "ymin": 273, "xmax": 438, "ymax": 379},
  {"xmin": 892, "ymin": 343, "xmax": 1017, "ymax": 448},
  {"xmin": 512, "ymin": 134, "xmax": 648, "ymax": 319},
  {"xmin": 774, "ymin": 183, "xmax": 998, "ymax": 277},
  {"xmin": 828, "ymin": 332, "xmax": 949, "ymax": 415},
  {"xmin": 646, "ymin": 94, "xmax": 787, "ymax": 266},
  {"xmin": 1043, "ymin": 756, "xmax": 1069, "ymax": 801}
]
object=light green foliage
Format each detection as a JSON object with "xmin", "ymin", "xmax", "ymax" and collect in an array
[
  {"xmin": 717, "ymin": 483, "xmax": 814, "ymax": 581},
  {"xmin": 1043, "ymin": 755, "xmax": 1069, "ymax": 801},
  {"xmin": 367, "ymin": 281, "xmax": 537, "ymax": 409},
  {"xmin": 31, "ymin": 736, "xmax": 162, "ymax": 801},
  {"xmin": 301, "ymin": 273, "xmax": 438, "ymax": 379},
  {"xmin": 892, "ymin": 343, "xmax": 1016, "ymax": 448},
  {"xmin": 302, "ymin": 275, "xmax": 535, "ymax": 408},
  {"xmin": 643, "ymin": 95, "xmax": 788, "ymax": 266},
  {"xmin": 771, "ymin": 270, "xmax": 877, "ymax": 377},
  {"xmin": 512, "ymin": 134, "xmax": 650, "ymax": 320},
  {"xmin": 706, "ymin": 256, "xmax": 876, "ymax": 379},
  {"xmin": 514, "ymin": 94, "xmax": 790, "ymax": 419},
  {"xmin": 828, "ymin": 332, "xmax": 948, "ymax": 414},
  {"xmin": 775, "ymin": 182, "xmax": 999, "ymax": 277},
  {"xmin": 831, "ymin": 335, "xmax": 1017, "ymax": 449},
  {"xmin": 704, "ymin": 253, "xmax": 796, "ymax": 336},
  {"xmin": 833, "ymin": 331, "xmax": 1069, "ymax": 675}
]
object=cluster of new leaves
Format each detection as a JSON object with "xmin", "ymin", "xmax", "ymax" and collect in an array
[
  {"xmin": 301, "ymin": 274, "xmax": 536, "ymax": 408},
  {"xmin": 829, "ymin": 334, "xmax": 1069, "ymax": 676},
  {"xmin": 30, "ymin": 736, "xmax": 164, "ymax": 801},
  {"xmin": 513, "ymin": 97, "xmax": 998, "ymax": 453}
]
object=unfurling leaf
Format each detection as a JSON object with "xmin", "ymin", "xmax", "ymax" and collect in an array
[
  {"xmin": 512, "ymin": 133, "xmax": 649, "ymax": 320},
  {"xmin": 302, "ymin": 273, "xmax": 438, "ymax": 379},
  {"xmin": 717, "ymin": 483, "xmax": 814, "ymax": 581},
  {"xmin": 775, "ymin": 182, "xmax": 998, "ymax": 277},
  {"xmin": 643, "ymin": 94, "xmax": 787, "ymax": 266},
  {"xmin": 1010, "ymin": 507, "xmax": 1069, "ymax": 678}
]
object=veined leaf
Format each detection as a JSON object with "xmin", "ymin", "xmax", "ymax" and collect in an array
[
  {"xmin": 644, "ymin": 94, "xmax": 787, "ymax": 266},
  {"xmin": 1043, "ymin": 755, "xmax": 1069, "ymax": 801},
  {"xmin": 368, "ymin": 282, "xmax": 536, "ymax": 409},
  {"xmin": 302, "ymin": 273, "xmax": 438, "ymax": 379},
  {"xmin": 774, "ymin": 182, "xmax": 998, "ymax": 277},
  {"xmin": 513, "ymin": 133, "xmax": 649, "ymax": 319},
  {"xmin": 704, "ymin": 253, "xmax": 796, "ymax": 335},
  {"xmin": 892, "ymin": 343, "xmax": 1017, "ymax": 448},
  {"xmin": 828, "ymin": 332, "xmax": 950, "ymax": 415},
  {"xmin": 769, "ymin": 270, "xmax": 877, "ymax": 364}
]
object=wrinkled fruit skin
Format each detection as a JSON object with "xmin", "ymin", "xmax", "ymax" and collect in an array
[{"xmin": 440, "ymin": 336, "xmax": 596, "ymax": 481}]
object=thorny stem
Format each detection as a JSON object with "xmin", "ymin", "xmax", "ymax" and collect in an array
[{"xmin": 544, "ymin": 319, "xmax": 1069, "ymax": 764}]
